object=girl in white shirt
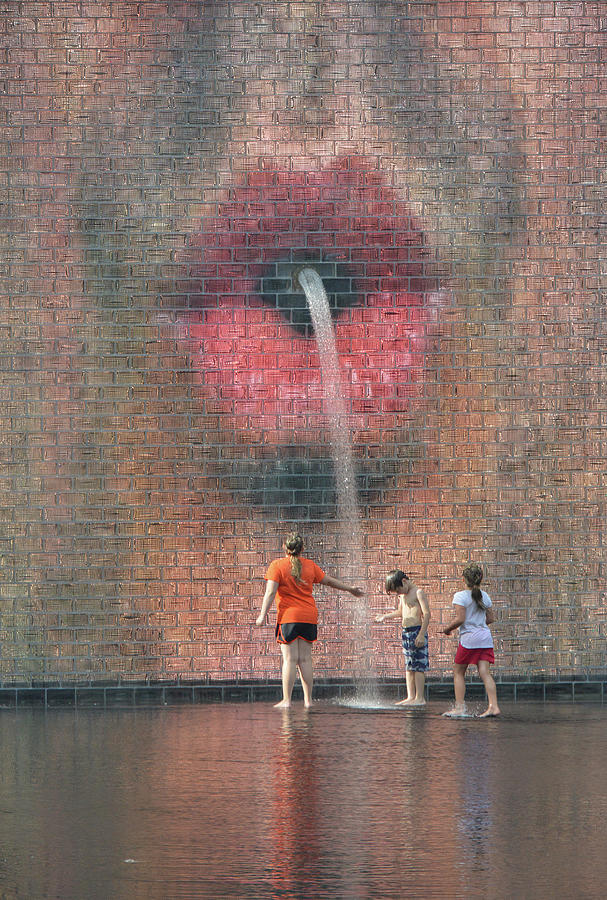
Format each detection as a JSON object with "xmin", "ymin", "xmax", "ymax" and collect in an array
[{"xmin": 442, "ymin": 565, "xmax": 500, "ymax": 717}]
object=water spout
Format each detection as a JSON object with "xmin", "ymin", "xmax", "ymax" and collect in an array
[
  {"xmin": 296, "ymin": 267, "xmax": 360, "ymax": 532},
  {"xmin": 297, "ymin": 267, "xmax": 378, "ymax": 701}
]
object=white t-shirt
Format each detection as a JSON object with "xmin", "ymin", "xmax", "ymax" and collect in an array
[{"xmin": 453, "ymin": 589, "xmax": 493, "ymax": 649}]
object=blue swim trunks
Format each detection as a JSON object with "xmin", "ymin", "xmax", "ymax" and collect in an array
[{"xmin": 401, "ymin": 625, "xmax": 429, "ymax": 672}]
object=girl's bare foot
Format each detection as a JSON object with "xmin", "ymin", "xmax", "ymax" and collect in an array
[
  {"xmin": 409, "ymin": 698, "xmax": 426, "ymax": 706},
  {"xmin": 274, "ymin": 699, "xmax": 291, "ymax": 708},
  {"xmin": 395, "ymin": 698, "xmax": 416, "ymax": 705},
  {"xmin": 479, "ymin": 706, "xmax": 501, "ymax": 717}
]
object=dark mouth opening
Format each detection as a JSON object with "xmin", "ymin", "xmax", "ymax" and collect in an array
[
  {"xmin": 220, "ymin": 450, "xmax": 404, "ymax": 521},
  {"xmin": 259, "ymin": 256, "xmax": 362, "ymax": 338}
]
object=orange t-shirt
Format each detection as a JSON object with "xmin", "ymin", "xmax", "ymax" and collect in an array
[{"xmin": 265, "ymin": 556, "xmax": 326, "ymax": 625}]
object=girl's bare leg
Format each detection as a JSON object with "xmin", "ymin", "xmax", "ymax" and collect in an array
[
  {"xmin": 275, "ymin": 642, "xmax": 298, "ymax": 707},
  {"xmin": 453, "ymin": 663, "xmax": 467, "ymax": 707},
  {"xmin": 443, "ymin": 663, "xmax": 468, "ymax": 716},
  {"xmin": 477, "ymin": 660, "xmax": 501, "ymax": 716}
]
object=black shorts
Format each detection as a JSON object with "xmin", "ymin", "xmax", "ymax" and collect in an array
[{"xmin": 276, "ymin": 622, "xmax": 318, "ymax": 644}]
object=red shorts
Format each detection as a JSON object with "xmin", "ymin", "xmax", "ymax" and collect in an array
[{"xmin": 454, "ymin": 645, "xmax": 495, "ymax": 666}]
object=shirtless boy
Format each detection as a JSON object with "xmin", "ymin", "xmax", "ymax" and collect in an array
[{"xmin": 375, "ymin": 570, "xmax": 431, "ymax": 706}]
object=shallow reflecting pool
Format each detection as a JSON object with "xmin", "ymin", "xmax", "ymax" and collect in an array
[{"xmin": 0, "ymin": 701, "xmax": 606, "ymax": 898}]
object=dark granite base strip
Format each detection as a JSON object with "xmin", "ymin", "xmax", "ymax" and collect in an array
[{"xmin": 0, "ymin": 679, "xmax": 604, "ymax": 708}]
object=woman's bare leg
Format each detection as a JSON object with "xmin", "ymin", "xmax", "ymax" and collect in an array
[
  {"xmin": 275, "ymin": 641, "xmax": 298, "ymax": 707},
  {"xmin": 296, "ymin": 639, "xmax": 314, "ymax": 708}
]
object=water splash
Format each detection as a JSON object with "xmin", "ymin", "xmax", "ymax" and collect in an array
[{"xmin": 297, "ymin": 267, "xmax": 378, "ymax": 702}]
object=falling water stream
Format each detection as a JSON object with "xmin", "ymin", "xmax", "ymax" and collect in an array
[{"xmin": 297, "ymin": 267, "xmax": 378, "ymax": 701}]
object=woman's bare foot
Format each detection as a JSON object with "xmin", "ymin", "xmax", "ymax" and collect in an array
[
  {"xmin": 274, "ymin": 699, "xmax": 291, "ymax": 708},
  {"xmin": 479, "ymin": 706, "xmax": 501, "ymax": 718}
]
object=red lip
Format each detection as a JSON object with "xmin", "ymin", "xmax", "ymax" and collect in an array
[{"xmin": 178, "ymin": 158, "xmax": 435, "ymax": 447}]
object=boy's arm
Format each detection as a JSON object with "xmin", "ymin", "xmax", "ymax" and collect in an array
[
  {"xmin": 443, "ymin": 604, "xmax": 466, "ymax": 635},
  {"xmin": 414, "ymin": 589, "xmax": 431, "ymax": 646},
  {"xmin": 375, "ymin": 597, "xmax": 403, "ymax": 623},
  {"xmin": 256, "ymin": 580, "xmax": 278, "ymax": 626}
]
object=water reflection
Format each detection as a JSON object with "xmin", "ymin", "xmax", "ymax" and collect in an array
[
  {"xmin": 0, "ymin": 704, "xmax": 606, "ymax": 898},
  {"xmin": 270, "ymin": 712, "xmax": 322, "ymax": 897},
  {"xmin": 455, "ymin": 729, "xmax": 495, "ymax": 884}
]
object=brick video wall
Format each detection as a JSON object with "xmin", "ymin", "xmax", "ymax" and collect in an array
[{"xmin": 1, "ymin": 2, "xmax": 605, "ymax": 686}]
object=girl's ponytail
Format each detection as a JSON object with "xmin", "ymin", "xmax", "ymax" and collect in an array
[
  {"xmin": 463, "ymin": 564, "xmax": 486, "ymax": 610},
  {"xmin": 285, "ymin": 532, "xmax": 304, "ymax": 583}
]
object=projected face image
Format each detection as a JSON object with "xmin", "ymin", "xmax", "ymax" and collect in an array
[{"xmin": 76, "ymin": 1, "xmax": 526, "ymax": 523}]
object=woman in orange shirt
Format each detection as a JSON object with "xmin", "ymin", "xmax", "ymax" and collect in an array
[{"xmin": 256, "ymin": 533, "xmax": 364, "ymax": 708}]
